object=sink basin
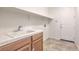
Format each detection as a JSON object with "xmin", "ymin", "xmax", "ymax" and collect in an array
[
  {"xmin": 19, "ymin": 30, "xmax": 34, "ymax": 34},
  {"xmin": 7, "ymin": 30, "xmax": 34, "ymax": 38},
  {"xmin": 0, "ymin": 30, "xmax": 35, "ymax": 46},
  {"xmin": 0, "ymin": 35, "xmax": 12, "ymax": 43}
]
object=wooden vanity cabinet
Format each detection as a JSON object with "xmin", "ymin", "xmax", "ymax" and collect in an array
[
  {"xmin": 17, "ymin": 43, "xmax": 31, "ymax": 51},
  {"xmin": 32, "ymin": 38, "xmax": 43, "ymax": 51},
  {"xmin": 0, "ymin": 37, "xmax": 31, "ymax": 51},
  {"xmin": 0, "ymin": 32, "xmax": 43, "ymax": 51},
  {"xmin": 32, "ymin": 32, "xmax": 43, "ymax": 51}
]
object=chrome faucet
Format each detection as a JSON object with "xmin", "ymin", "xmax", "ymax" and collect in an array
[
  {"xmin": 17, "ymin": 25, "xmax": 22, "ymax": 31},
  {"xmin": 13, "ymin": 25, "xmax": 23, "ymax": 32}
]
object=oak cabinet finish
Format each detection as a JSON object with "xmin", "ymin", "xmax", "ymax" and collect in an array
[
  {"xmin": 32, "ymin": 32, "xmax": 43, "ymax": 51},
  {"xmin": 17, "ymin": 43, "xmax": 31, "ymax": 51},
  {"xmin": 32, "ymin": 38, "xmax": 43, "ymax": 51},
  {"xmin": 0, "ymin": 32, "xmax": 43, "ymax": 51},
  {"xmin": 0, "ymin": 37, "xmax": 31, "ymax": 51},
  {"xmin": 32, "ymin": 32, "xmax": 43, "ymax": 41}
]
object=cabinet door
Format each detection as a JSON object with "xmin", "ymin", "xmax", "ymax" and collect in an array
[
  {"xmin": 0, "ymin": 37, "xmax": 31, "ymax": 51},
  {"xmin": 17, "ymin": 43, "xmax": 31, "ymax": 51},
  {"xmin": 32, "ymin": 38, "xmax": 43, "ymax": 51},
  {"xmin": 32, "ymin": 32, "xmax": 43, "ymax": 41}
]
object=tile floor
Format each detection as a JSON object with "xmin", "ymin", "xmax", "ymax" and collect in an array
[{"xmin": 43, "ymin": 38, "xmax": 79, "ymax": 51}]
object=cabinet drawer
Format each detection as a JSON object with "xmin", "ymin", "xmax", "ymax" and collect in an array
[
  {"xmin": 0, "ymin": 37, "xmax": 31, "ymax": 51},
  {"xmin": 32, "ymin": 37, "xmax": 43, "ymax": 51},
  {"xmin": 17, "ymin": 43, "xmax": 31, "ymax": 51},
  {"xmin": 32, "ymin": 32, "xmax": 43, "ymax": 41}
]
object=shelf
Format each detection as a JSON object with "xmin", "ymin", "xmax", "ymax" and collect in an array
[{"xmin": 15, "ymin": 7, "xmax": 53, "ymax": 20}]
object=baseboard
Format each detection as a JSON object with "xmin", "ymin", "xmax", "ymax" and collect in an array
[{"xmin": 60, "ymin": 39, "xmax": 75, "ymax": 43}]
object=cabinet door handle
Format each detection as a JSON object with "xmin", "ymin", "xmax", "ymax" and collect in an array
[{"xmin": 32, "ymin": 48, "xmax": 35, "ymax": 51}]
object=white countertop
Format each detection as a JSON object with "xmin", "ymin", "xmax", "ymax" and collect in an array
[{"xmin": 0, "ymin": 29, "xmax": 43, "ymax": 47}]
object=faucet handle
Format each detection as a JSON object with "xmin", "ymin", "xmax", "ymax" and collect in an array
[
  {"xmin": 18, "ymin": 25, "xmax": 22, "ymax": 31},
  {"xmin": 13, "ymin": 25, "xmax": 23, "ymax": 32},
  {"xmin": 18, "ymin": 25, "xmax": 22, "ymax": 29}
]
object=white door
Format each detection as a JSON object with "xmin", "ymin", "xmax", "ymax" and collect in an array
[{"xmin": 60, "ymin": 8, "xmax": 75, "ymax": 41}]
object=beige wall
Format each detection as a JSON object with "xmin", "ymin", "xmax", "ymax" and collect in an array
[
  {"xmin": 48, "ymin": 7, "xmax": 75, "ymax": 41},
  {"xmin": 0, "ymin": 7, "xmax": 50, "ymax": 40}
]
